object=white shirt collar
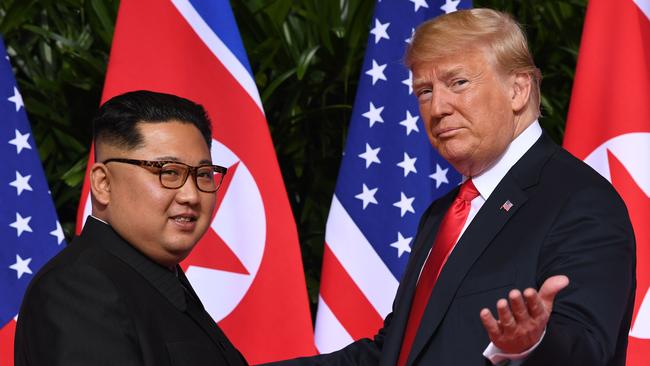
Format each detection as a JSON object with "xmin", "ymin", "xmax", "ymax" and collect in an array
[
  {"xmin": 470, "ymin": 120, "xmax": 542, "ymax": 200},
  {"xmin": 89, "ymin": 214, "xmax": 110, "ymax": 225}
]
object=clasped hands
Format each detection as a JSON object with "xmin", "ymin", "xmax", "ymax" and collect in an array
[{"xmin": 479, "ymin": 275, "xmax": 570, "ymax": 354}]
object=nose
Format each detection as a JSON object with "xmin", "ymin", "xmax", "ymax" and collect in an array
[
  {"xmin": 175, "ymin": 173, "xmax": 201, "ymax": 205},
  {"xmin": 429, "ymin": 86, "xmax": 453, "ymax": 119}
]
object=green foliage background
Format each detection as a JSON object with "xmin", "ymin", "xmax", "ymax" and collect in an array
[{"xmin": 0, "ymin": 0, "xmax": 587, "ymax": 308}]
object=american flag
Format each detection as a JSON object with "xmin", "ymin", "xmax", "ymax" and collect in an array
[
  {"xmin": 0, "ymin": 38, "xmax": 65, "ymax": 365},
  {"xmin": 314, "ymin": 0, "xmax": 472, "ymax": 353}
]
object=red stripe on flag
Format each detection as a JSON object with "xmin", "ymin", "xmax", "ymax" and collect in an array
[
  {"xmin": 319, "ymin": 244, "xmax": 384, "ymax": 340},
  {"xmin": 0, "ymin": 320, "xmax": 15, "ymax": 366}
]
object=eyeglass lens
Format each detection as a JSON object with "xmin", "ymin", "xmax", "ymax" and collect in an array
[{"xmin": 159, "ymin": 163, "xmax": 223, "ymax": 192}]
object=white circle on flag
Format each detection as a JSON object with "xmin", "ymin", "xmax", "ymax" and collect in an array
[
  {"xmin": 583, "ymin": 132, "xmax": 650, "ymax": 197},
  {"xmin": 185, "ymin": 138, "xmax": 266, "ymax": 322}
]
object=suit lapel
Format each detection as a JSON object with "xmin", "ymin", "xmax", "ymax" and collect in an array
[
  {"xmin": 176, "ymin": 269, "xmax": 226, "ymax": 346},
  {"xmin": 405, "ymin": 133, "xmax": 558, "ymax": 365}
]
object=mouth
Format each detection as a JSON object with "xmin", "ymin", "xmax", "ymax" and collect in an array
[
  {"xmin": 435, "ymin": 126, "xmax": 463, "ymax": 139},
  {"xmin": 170, "ymin": 214, "xmax": 198, "ymax": 230}
]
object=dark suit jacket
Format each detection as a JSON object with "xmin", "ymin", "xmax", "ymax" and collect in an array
[
  {"xmin": 14, "ymin": 217, "xmax": 248, "ymax": 366},
  {"xmin": 275, "ymin": 133, "xmax": 636, "ymax": 366}
]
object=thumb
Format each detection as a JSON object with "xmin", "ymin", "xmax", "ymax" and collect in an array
[{"xmin": 539, "ymin": 275, "xmax": 569, "ymax": 312}]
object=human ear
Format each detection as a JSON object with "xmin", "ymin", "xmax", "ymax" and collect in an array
[
  {"xmin": 90, "ymin": 163, "xmax": 111, "ymax": 206},
  {"xmin": 510, "ymin": 72, "xmax": 532, "ymax": 113}
]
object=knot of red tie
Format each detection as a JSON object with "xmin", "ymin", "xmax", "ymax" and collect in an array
[{"xmin": 457, "ymin": 179, "xmax": 480, "ymax": 203}]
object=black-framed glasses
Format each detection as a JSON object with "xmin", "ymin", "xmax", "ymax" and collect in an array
[{"xmin": 103, "ymin": 158, "xmax": 227, "ymax": 193}]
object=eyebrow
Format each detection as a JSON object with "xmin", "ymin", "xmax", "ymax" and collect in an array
[
  {"xmin": 412, "ymin": 65, "xmax": 468, "ymax": 88},
  {"xmin": 154, "ymin": 156, "xmax": 214, "ymax": 165},
  {"xmin": 439, "ymin": 66, "xmax": 466, "ymax": 80}
]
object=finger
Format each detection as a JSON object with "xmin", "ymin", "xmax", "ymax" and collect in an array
[
  {"xmin": 480, "ymin": 308, "xmax": 501, "ymax": 338},
  {"xmin": 496, "ymin": 298, "xmax": 516, "ymax": 332},
  {"xmin": 538, "ymin": 275, "xmax": 570, "ymax": 311},
  {"xmin": 523, "ymin": 288, "xmax": 546, "ymax": 318},
  {"xmin": 508, "ymin": 289, "xmax": 530, "ymax": 323}
]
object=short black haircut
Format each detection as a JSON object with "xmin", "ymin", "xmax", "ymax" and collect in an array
[{"xmin": 93, "ymin": 90, "xmax": 213, "ymax": 151}]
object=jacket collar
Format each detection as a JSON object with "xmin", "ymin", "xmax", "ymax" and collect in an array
[{"xmin": 80, "ymin": 217, "xmax": 187, "ymax": 311}]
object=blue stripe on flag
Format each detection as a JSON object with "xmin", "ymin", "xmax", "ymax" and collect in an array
[{"xmin": 189, "ymin": 0, "xmax": 254, "ymax": 76}]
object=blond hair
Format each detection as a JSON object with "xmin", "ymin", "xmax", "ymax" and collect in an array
[{"xmin": 405, "ymin": 8, "xmax": 542, "ymax": 115}]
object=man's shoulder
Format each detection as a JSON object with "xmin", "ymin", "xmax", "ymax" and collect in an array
[
  {"xmin": 547, "ymin": 146, "xmax": 622, "ymax": 195},
  {"xmin": 22, "ymin": 235, "xmax": 125, "ymax": 302}
]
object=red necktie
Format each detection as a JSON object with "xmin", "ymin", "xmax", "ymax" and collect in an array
[{"xmin": 397, "ymin": 180, "xmax": 480, "ymax": 366}]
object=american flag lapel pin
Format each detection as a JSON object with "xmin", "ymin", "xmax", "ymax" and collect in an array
[{"xmin": 501, "ymin": 200, "xmax": 514, "ymax": 212}]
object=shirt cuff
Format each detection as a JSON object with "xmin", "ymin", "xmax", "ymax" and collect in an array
[{"xmin": 482, "ymin": 329, "xmax": 546, "ymax": 365}]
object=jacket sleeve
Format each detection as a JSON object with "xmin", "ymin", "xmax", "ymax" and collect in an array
[
  {"xmin": 262, "ymin": 319, "xmax": 386, "ymax": 366},
  {"xmin": 14, "ymin": 263, "xmax": 142, "ymax": 366},
  {"xmin": 263, "ymin": 201, "xmax": 442, "ymax": 366}
]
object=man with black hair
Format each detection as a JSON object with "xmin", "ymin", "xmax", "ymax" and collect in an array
[{"xmin": 15, "ymin": 90, "xmax": 247, "ymax": 366}]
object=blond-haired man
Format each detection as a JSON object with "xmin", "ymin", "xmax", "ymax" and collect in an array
[{"xmin": 273, "ymin": 8, "xmax": 635, "ymax": 366}]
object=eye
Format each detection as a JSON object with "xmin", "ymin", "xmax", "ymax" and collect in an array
[
  {"xmin": 450, "ymin": 79, "xmax": 469, "ymax": 89},
  {"xmin": 160, "ymin": 165, "xmax": 182, "ymax": 177},
  {"xmin": 196, "ymin": 167, "xmax": 214, "ymax": 180},
  {"xmin": 416, "ymin": 88, "xmax": 432, "ymax": 102}
]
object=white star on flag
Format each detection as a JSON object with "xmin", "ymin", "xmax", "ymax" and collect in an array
[
  {"xmin": 390, "ymin": 232, "xmax": 413, "ymax": 258},
  {"xmin": 8, "ymin": 86, "xmax": 24, "ymax": 111},
  {"xmin": 441, "ymin": 0, "xmax": 461, "ymax": 14},
  {"xmin": 397, "ymin": 152, "xmax": 418, "ymax": 177},
  {"xmin": 359, "ymin": 143, "xmax": 381, "ymax": 168},
  {"xmin": 9, "ymin": 171, "xmax": 33, "ymax": 195},
  {"xmin": 9, "ymin": 212, "xmax": 33, "ymax": 237},
  {"xmin": 50, "ymin": 221, "xmax": 65, "ymax": 245},
  {"xmin": 410, "ymin": 0, "xmax": 429, "ymax": 12},
  {"xmin": 355, "ymin": 184, "xmax": 379, "ymax": 209},
  {"xmin": 393, "ymin": 192, "xmax": 415, "ymax": 217},
  {"xmin": 401, "ymin": 70, "xmax": 413, "ymax": 94},
  {"xmin": 399, "ymin": 110, "xmax": 420, "ymax": 135},
  {"xmin": 370, "ymin": 18, "xmax": 390, "ymax": 44},
  {"xmin": 429, "ymin": 163, "xmax": 449, "ymax": 188},
  {"xmin": 9, "ymin": 254, "xmax": 33, "ymax": 279},
  {"xmin": 8, "ymin": 129, "xmax": 32, "ymax": 154},
  {"xmin": 365, "ymin": 59, "xmax": 387, "ymax": 85},
  {"xmin": 362, "ymin": 102, "xmax": 385, "ymax": 127}
]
